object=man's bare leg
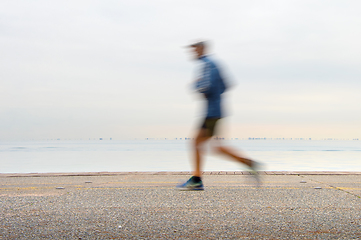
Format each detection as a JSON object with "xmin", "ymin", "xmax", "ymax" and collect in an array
[
  {"xmin": 214, "ymin": 145, "xmax": 255, "ymax": 167},
  {"xmin": 213, "ymin": 143, "xmax": 261, "ymax": 185},
  {"xmin": 176, "ymin": 129, "xmax": 211, "ymax": 190},
  {"xmin": 193, "ymin": 129, "xmax": 212, "ymax": 177}
]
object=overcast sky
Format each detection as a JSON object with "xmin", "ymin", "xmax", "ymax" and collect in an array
[{"xmin": 1, "ymin": 0, "xmax": 361, "ymax": 140}]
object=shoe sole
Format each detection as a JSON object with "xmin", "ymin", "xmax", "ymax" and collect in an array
[
  {"xmin": 176, "ymin": 187, "xmax": 204, "ymax": 191},
  {"xmin": 249, "ymin": 172, "xmax": 262, "ymax": 186}
]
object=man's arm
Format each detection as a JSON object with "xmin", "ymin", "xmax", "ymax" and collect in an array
[{"xmin": 195, "ymin": 62, "xmax": 212, "ymax": 94}]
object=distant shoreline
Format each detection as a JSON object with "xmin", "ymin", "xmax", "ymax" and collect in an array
[
  {"xmin": 1, "ymin": 138, "xmax": 360, "ymax": 141},
  {"xmin": 1, "ymin": 171, "xmax": 361, "ymax": 178}
]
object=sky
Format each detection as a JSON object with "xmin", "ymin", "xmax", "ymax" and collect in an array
[{"xmin": 1, "ymin": 0, "xmax": 361, "ymax": 140}]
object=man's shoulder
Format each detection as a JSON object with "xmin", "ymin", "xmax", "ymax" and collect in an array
[{"xmin": 201, "ymin": 56, "xmax": 218, "ymax": 68}]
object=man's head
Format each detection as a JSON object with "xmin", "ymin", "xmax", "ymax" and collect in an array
[{"xmin": 188, "ymin": 41, "xmax": 207, "ymax": 59}]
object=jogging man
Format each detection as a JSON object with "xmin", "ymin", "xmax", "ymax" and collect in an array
[{"xmin": 176, "ymin": 41, "xmax": 260, "ymax": 191}]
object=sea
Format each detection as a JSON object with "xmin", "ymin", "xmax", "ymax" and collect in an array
[{"xmin": 1, "ymin": 140, "xmax": 361, "ymax": 173}]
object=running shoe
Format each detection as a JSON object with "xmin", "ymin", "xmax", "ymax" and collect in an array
[
  {"xmin": 176, "ymin": 176, "xmax": 204, "ymax": 191},
  {"xmin": 249, "ymin": 160, "xmax": 262, "ymax": 186}
]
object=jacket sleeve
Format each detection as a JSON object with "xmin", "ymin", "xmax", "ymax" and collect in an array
[{"xmin": 195, "ymin": 62, "xmax": 213, "ymax": 94}]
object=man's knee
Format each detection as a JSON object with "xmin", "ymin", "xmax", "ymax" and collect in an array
[
  {"xmin": 214, "ymin": 146, "xmax": 226, "ymax": 154},
  {"xmin": 194, "ymin": 138, "xmax": 204, "ymax": 149},
  {"xmin": 193, "ymin": 136, "xmax": 210, "ymax": 150}
]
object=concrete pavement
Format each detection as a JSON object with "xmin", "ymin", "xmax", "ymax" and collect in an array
[{"xmin": 1, "ymin": 172, "xmax": 361, "ymax": 239}]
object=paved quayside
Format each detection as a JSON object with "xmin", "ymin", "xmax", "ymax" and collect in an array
[{"xmin": 1, "ymin": 171, "xmax": 361, "ymax": 239}]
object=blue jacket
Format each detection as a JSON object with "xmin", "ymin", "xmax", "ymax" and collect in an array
[{"xmin": 195, "ymin": 55, "xmax": 227, "ymax": 118}]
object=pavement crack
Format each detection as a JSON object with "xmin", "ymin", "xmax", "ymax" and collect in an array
[{"xmin": 304, "ymin": 176, "xmax": 361, "ymax": 199}]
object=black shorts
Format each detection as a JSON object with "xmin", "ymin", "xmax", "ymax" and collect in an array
[{"xmin": 200, "ymin": 118, "xmax": 221, "ymax": 137}]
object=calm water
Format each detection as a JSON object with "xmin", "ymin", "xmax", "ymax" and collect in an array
[{"xmin": 1, "ymin": 140, "xmax": 361, "ymax": 173}]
